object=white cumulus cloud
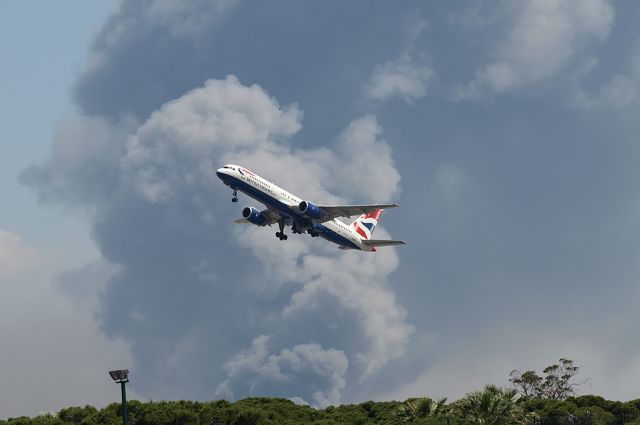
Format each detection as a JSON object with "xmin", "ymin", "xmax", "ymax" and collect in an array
[
  {"xmin": 454, "ymin": 0, "xmax": 614, "ymax": 100},
  {"xmin": 365, "ymin": 60, "xmax": 434, "ymax": 104},
  {"xmin": 123, "ymin": 75, "xmax": 303, "ymax": 202},
  {"xmin": 216, "ymin": 335, "xmax": 349, "ymax": 407},
  {"xmin": 27, "ymin": 74, "xmax": 410, "ymax": 405},
  {"xmin": 121, "ymin": 76, "xmax": 409, "ymax": 403},
  {"xmin": 364, "ymin": 17, "xmax": 434, "ymax": 104},
  {"xmin": 282, "ymin": 248, "xmax": 412, "ymax": 379}
]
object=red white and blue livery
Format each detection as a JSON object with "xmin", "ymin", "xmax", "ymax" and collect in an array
[{"xmin": 216, "ymin": 164, "xmax": 406, "ymax": 252}]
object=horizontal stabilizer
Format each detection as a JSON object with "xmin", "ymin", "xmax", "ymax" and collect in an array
[{"xmin": 361, "ymin": 239, "xmax": 406, "ymax": 247}]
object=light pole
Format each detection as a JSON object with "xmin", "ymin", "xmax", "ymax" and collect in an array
[{"xmin": 109, "ymin": 369, "xmax": 129, "ymax": 425}]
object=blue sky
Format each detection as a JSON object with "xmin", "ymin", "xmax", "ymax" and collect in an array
[
  {"xmin": 2, "ymin": 0, "xmax": 640, "ymax": 418},
  {"xmin": 0, "ymin": 1, "xmax": 107, "ymax": 261}
]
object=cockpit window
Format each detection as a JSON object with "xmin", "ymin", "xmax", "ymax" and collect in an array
[{"xmin": 223, "ymin": 166, "xmax": 234, "ymax": 169}]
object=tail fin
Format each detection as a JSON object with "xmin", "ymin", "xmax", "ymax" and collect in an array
[{"xmin": 351, "ymin": 209, "xmax": 382, "ymax": 240}]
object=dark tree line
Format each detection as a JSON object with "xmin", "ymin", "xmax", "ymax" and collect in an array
[
  {"xmin": 2, "ymin": 359, "xmax": 637, "ymax": 425},
  {"xmin": 4, "ymin": 396, "xmax": 639, "ymax": 425}
]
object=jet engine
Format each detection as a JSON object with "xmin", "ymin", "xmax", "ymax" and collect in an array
[
  {"xmin": 242, "ymin": 207, "xmax": 267, "ymax": 226},
  {"xmin": 298, "ymin": 201, "xmax": 324, "ymax": 220}
]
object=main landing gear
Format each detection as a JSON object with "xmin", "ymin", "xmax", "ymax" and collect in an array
[
  {"xmin": 275, "ymin": 219, "xmax": 288, "ymax": 240},
  {"xmin": 308, "ymin": 228, "xmax": 320, "ymax": 238},
  {"xmin": 231, "ymin": 188, "xmax": 238, "ymax": 203}
]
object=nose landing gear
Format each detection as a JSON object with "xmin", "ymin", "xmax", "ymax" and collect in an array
[{"xmin": 232, "ymin": 188, "xmax": 238, "ymax": 203}]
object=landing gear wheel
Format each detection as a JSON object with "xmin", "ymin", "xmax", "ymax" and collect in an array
[
  {"xmin": 276, "ymin": 219, "xmax": 287, "ymax": 240},
  {"xmin": 232, "ymin": 188, "xmax": 238, "ymax": 203}
]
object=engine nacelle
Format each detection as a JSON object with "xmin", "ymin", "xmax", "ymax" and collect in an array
[
  {"xmin": 298, "ymin": 200, "xmax": 324, "ymax": 220},
  {"xmin": 242, "ymin": 207, "xmax": 267, "ymax": 226}
]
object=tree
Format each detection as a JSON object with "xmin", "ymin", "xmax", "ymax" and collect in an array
[
  {"xmin": 58, "ymin": 406, "xmax": 97, "ymax": 425},
  {"xmin": 509, "ymin": 370, "xmax": 544, "ymax": 398},
  {"xmin": 395, "ymin": 397, "xmax": 448, "ymax": 422},
  {"xmin": 542, "ymin": 358, "xmax": 588, "ymax": 400},
  {"xmin": 510, "ymin": 358, "xmax": 588, "ymax": 400},
  {"xmin": 229, "ymin": 408, "xmax": 265, "ymax": 425},
  {"xmin": 452, "ymin": 385, "xmax": 531, "ymax": 425},
  {"xmin": 29, "ymin": 416, "xmax": 64, "ymax": 425}
]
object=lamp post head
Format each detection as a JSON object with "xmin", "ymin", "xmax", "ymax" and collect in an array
[{"xmin": 109, "ymin": 369, "xmax": 130, "ymax": 383}]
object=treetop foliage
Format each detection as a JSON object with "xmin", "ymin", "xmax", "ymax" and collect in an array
[
  {"xmin": 3, "ymin": 359, "xmax": 637, "ymax": 425},
  {"xmin": 3, "ymin": 395, "xmax": 639, "ymax": 425}
]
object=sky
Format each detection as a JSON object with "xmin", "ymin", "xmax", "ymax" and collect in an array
[{"xmin": 2, "ymin": 0, "xmax": 640, "ymax": 418}]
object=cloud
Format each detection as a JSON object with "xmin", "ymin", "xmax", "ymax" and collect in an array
[
  {"xmin": 215, "ymin": 335, "xmax": 349, "ymax": 407},
  {"xmin": 447, "ymin": 2, "xmax": 509, "ymax": 31},
  {"xmin": 144, "ymin": 0, "xmax": 238, "ymax": 39},
  {"xmin": 364, "ymin": 60, "xmax": 434, "ymax": 104},
  {"xmin": 24, "ymin": 75, "xmax": 409, "ymax": 404},
  {"xmin": 75, "ymin": 0, "xmax": 239, "ymax": 118},
  {"xmin": 454, "ymin": 0, "xmax": 615, "ymax": 100},
  {"xmin": 19, "ymin": 116, "xmax": 135, "ymax": 209},
  {"xmin": 234, "ymin": 221, "xmax": 410, "ymax": 381},
  {"xmin": 281, "ymin": 248, "xmax": 411, "ymax": 379},
  {"xmin": 122, "ymin": 75, "xmax": 302, "ymax": 202},
  {"xmin": 82, "ymin": 0, "xmax": 238, "ymax": 73},
  {"xmin": 364, "ymin": 18, "xmax": 434, "ymax": 104},
  {"xmin": 329, "ymin": 116, "xmax": 401, "ymax": 201},
  {"xmin": 572, "ymin": 41, "xmax": 640, "ymax": 108},
  {"xmin": 73, "ymin": 0, "xmax": 415, "ymax": 124}
]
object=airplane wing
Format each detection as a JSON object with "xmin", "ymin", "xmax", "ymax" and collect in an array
[
  {"xmin": 361, "ymin": 239, "xmax": 407, "ymax": 247},
  {"xmin": 234, "ymin": 208, "xmax": 282, "ymax": 226},
  {"xmin": 315, "ymin": 204, "xmax": 399, "ymax": 221}
]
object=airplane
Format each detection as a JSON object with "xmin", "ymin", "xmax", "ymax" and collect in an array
[{"xmin": 216, "ymin": 164, "xmax": 406, "ymax": 252}]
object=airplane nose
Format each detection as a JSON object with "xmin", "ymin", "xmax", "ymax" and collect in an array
[{"xmin": 216, "ymin": 168, "xmax": 225, "ymax": 180}]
